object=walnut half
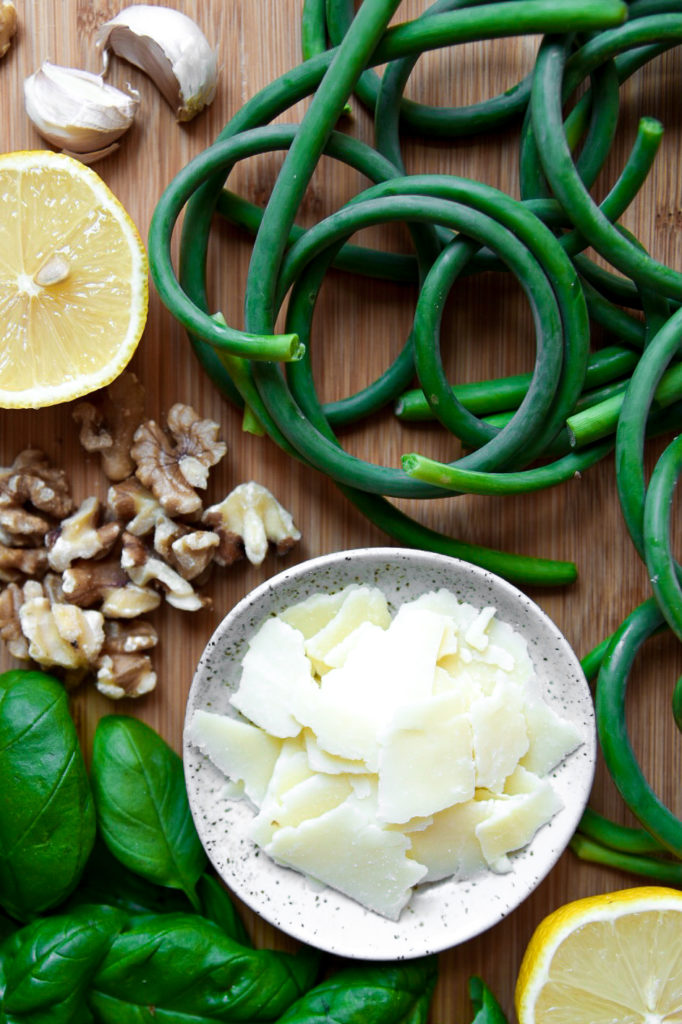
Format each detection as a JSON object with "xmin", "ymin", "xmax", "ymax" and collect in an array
[
  {"xmin": 0, "ymin": 582, "xmax": 30, "ymax": 660},
  {"xmin": 61, "ymin": 556, "xmax": 162, "ymax": 618},
  {"xmin": 0, "ymin": 450, "xmax": 72, "ymax": 564},
  {"xmin": 94, "ymin": 619, "xmax": 158, "ymax": 700},
  {"xmin": 120, "ymin": 532, "xmax": 210, "ymax": 612},
  {"xmin": 73, "ymin": 372, "xmax": 146, "ymax": 481},
  {"xmin": 131, "ymin": 404, "xmax": 226, "ymax": 517},
  {"xmin": 203, "ymin": 482, "xmax": 301, "ymax": 566},
  {"xmin": 0, "ymin": 449, "xmax": 73, "ymax": 519},
  {"xmin": 46, "ymin": 497, "xmax": 120, "ymax": 573},
  {"xmin": 18, "ymin": 581, "xmax": 105, "ymax": 671}
]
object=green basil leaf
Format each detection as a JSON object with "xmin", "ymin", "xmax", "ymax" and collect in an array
[
  {"xmin": 276, "ymin": 958, "xmax": 438, "ymax": 1024},
  {"xmin": 64, "ymin": 840, "xmax": 195, "ymax": 918},
  {"xmin": 89, "ymin": 913, "xmax": 319, "ymax": 1022},
  {"xmin": 2, "ymin": 904, "xmax": 123, "ymax": 1020},
  {"xmin": 0, "ymin": 670, "xmax": 31, "ymax": 694},
  {"xmin": 0, "ymin": 912, "xmax": 16, "ymax": 946},
  {"xmin": 0, "ymin": 671, "xmax": 95, "ymax": 920},
  {"xmin": 469, "ymin": 976, "xmax": 510, "ymax": 1024},
  {"xmin": 91, "ymin": 716, "xmax": 206, "ymax": 908},
  {"xmin": 196, "ymin": 875, "xmax": 252, "ymax": 948},
  {"xmin": 0, "ymin": 931, "xmax": 16, "ymax": 1003},
  {"xmin": 3, "ymin": 987, "xmax": 95, "ymax": 1024}
]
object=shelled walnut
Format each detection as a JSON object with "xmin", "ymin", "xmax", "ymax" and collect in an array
[
  {"xmin": 0, "ymin": 582, "xmax": 30, "ymax": 660},
  {"xmin": 0, "ymin": 450, "xmax": 73, "ymax": 582},
  {"xmin": 18, "ymin": 579, "xmax": 105, "ymax": 673},
  {"xmin": 131, "ymin": 403, "xmax": 226, "ymax": 516},
  {"xmin": 73, "ymin": 372, "xmax": 146, "ymax": 481},
  {"xmin": 61, "ymin": 556, "xmax": 162, "ymax": 617},
  {"xmin": 108, "ymin": 478, "xmax": 220, "ymax": 580},
  {"xmin": 0, "ymin": 450, "xmax": 73, "ymax": 521},
  {"xmin": 94, "ymin": 619, "xmax": 158, "ymax": 699},
  {"xmin": 120, "ymin": 532, "xmax": 210, "ymax": 611},
  {"xmin": 0, "ymin": 543, "xmax": 48, "ymax": 584},
  {"xmin": 0, "ymin": 449, "xmax": 72, "ymax": 553},
  {"xmin": 203, "ymin": 482, "xmax": 301, "ymax": 566},
  {"xmin": 107, "ymin": 477, "xmax": 166, "ymax": 535},
  {"xmin": 46, "ymin": 497, "xmax": 121, "ymax": 573},
  {"xmin": 0, "ymin": 388, "xmax": 302, "ymax": 701}
]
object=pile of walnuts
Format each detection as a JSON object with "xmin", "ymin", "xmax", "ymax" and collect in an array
[{"xmin": 0, "ymin": 374, "xmax": 301, "ymax": 699}]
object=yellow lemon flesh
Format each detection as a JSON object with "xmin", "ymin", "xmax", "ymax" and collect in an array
[
  {"xmin": 515, "ymin": 886, "xmax": 682, "ymax": 1024},
  {"xmin": 0, "ymin": 150, "xmax": 148, "ymax": 408}
]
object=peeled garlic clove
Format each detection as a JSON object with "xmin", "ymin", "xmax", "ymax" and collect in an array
[
  {"xmin": 24, "ymin": 62, "xmax": 139, "ymax": 155},
  {"xmin": 96, "ymin": 5, "xmax": 218, "ymax": 122},
  {"xmin": 0, "ymin": 1, "xmax": 17, "ymax": 60}
]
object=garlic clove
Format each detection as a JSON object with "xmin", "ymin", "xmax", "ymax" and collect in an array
[
  {"xmin": 61, "ymin": 142, "xmax": 122, "ymax": 166},
  {"xmin": 0, "ymin": 1, "xmax": 17, "ymax": 60},
  {"xmin": 24, "ymin": 61, "xmax": 139, "ymax": 156},
  {"xmin": 96, "ymin": 5, "xmax": 218, "ymax": 122}
]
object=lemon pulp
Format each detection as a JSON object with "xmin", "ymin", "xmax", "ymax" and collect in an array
[
  {"xmin": 516, "ymin": 887, "xmax": 682, "ymax": 1024},
  {"xmin": 0, "ymin": 151, "xmax": 148, "ymax": 408}
]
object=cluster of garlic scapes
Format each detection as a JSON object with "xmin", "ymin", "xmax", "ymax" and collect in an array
[
  {"xmin": 23, "ymin": 5, "xmax": 218, "ymax": 165},
  {"xmin": 0, "ymin": 373, "xmax": 300, "ymax": 699}
]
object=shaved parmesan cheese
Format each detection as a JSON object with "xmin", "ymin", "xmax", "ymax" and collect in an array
[
  {"xmin": 407, "ymin": 588, "xmax": 462, "ymax": 618},
  {"xmin": 191, "ymin": 584, "xmax": 584, "ymax": 920},
  {"xmin": 475, "ymin": 774, "xmax": 563, "ymax": 871},
  {"xmin": 188, "ymin": 709, "xmax": 281, "ymax": 805},
  {"xmin": 464, "ymin": 605, "xmax": 496, "ymax": 651},
  {"xmin": 278, "ymin": 586, "xmax": 356, "ymax": 638},
  {"xmin": 521, "ymin": 698, "xmax": 583, "ymax": 775},
  {"xmin": 266, "ymin": 795, "xmax": 426, "ymax": 920},
  {"xmin": 250, "ymin": 737, "xmax": 313, "ymax": 845},
  {"xmin": 251, "ymin": 771, "xmax": 353, "ymax": 846},
  {"xmin": 258, "ymin": 736, "xmax": 311, "ymax": 804},
  {"xmin": 470, "ymin": 679, "xmax": 529, "ymax": 791},
  {"xmin": 304, "ymin": 585, "xmax": 391, "ymax": 674},
  {"xmin": 378, "ymin": 693, "xmax": 474, "ymax": 822},
  {"xmin": 231, "ymin": 617, "xmax": 317, "ymax": 737},
  {"xmin": 304, "ymin": 729, "xmax": 368, "ymax": 774},
  {"xmin": 407, "ymin": 798, "xmax": 494, "ymax": 882}
]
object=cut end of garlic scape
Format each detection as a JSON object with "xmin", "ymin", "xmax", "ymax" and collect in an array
[
  {"xmin": 96, "ymin": 5, "xmax": 218, "ymax": 121},
  {"xmin": 23, "ymin": 61, "xmax": 139, "ymax": 158},
  {"xmin": 0, "ymin": 0, "xmax": 17, "ymax": 59}
]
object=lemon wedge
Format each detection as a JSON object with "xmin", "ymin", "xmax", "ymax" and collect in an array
[
  {"xmin": 0, "ymin": 150, "xmax": 148, "ymax": 408},
  {"xmin": 515, "ymin": 886, "xmax": 682, "ymax": 1024}
]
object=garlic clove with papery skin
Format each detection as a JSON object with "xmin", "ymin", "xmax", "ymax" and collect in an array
[
  {"xmin": 24, "ymin": 62, "xmax": 139, "ymax": 161},
  {"xmin": 96, "ymin": 5, "xmax": 218, "ymax": 122}
]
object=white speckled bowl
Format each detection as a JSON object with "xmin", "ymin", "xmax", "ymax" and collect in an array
[{"xmin": 183, "ymin": 548, "xmax": 595, "ymax": 960}]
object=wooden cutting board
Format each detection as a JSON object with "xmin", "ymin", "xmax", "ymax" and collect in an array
[{"xmin": 1, "ymin": 2, "xmax": 681, "ymax": 1018}]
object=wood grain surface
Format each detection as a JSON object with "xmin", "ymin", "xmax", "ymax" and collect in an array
[{"xmin": 1, "ymin": 2, "xmax": 681, "ymax": 1019}]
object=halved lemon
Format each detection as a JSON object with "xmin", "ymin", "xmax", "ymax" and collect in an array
[
  {"xmin": 0, "ymin": 150, "xmax": 148, "ymax": 408},
  {"xmin": 515, "ymin": 886, "xmax": 682, "ymax": 1024}
]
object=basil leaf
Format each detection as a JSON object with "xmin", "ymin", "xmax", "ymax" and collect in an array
[
  {"xmin": 0, "ymin": 670, "xmax": 95, "ymax": 921},
  {"xmin": 0, "ymin": 911, "xmax": 16, "ymax": 945},
  {"xmin": 89, "ymin": 913, "xmax": 319, "ymax": 1022},
  {"xmin": 276, "ymin": 958, "xmax": 438, "ymax": 1024},
  {"xmin": 2, "ymin": 905, "xmax": 124, "ymax": 1021},
  {"xmin": 3, "ymin": 987, "xmax": 94, "ymax": 1024},
  {"xmin": 469, "ymin": 976, "xmax": 510, "ymax": 1024},
  {"xmin": 196, "ymin": 875, "xmax": 252, "ymax": 948},
  {"xmin": 65, "ymin": 840, "xmax": 194, "ymax": 918},
  {"xmin": 91, "ymin": 716, "xmax": 206, "ymax": 908}
]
